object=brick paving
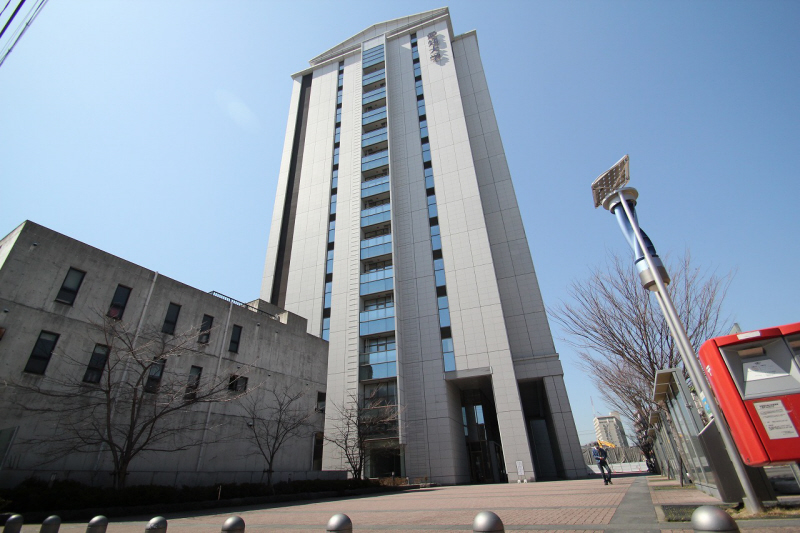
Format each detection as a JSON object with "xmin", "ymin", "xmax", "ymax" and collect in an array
[
  {"xmin": 646, "ymin": 476, "xmax": 721, "ymax": 506},
  {"xmin": 13, "ymin": 474, "xmax": 800, "ymax": 532}
]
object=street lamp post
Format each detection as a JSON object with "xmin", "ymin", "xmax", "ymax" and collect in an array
[{"xmin": 591, "ymin": 155, "xmax": 763, "ymax": 514}]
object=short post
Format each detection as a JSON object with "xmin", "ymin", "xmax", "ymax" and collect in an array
[
  {"xmin": 473, "ymin": 511, "xmax": 504, "ymax": 532},
  {"xmin": 85, "ymin": 516, "xmax": 108, "ymax": 533},
  {"xmin": 326, "ymin": 513, "xmax": 352, "ymax": 532},
  {"xmin": 145, "ymin": 516, "xmax": 168, "ymax": 532},
  {"xmin": 691, "ymin": 506, "xmax": 739, "ymax": 532},
  {"xmin": 3, "ymin": 515, "xmax": 23, "ymax": 533},
  {"xmin": 40, "ymin": 515, "xmax": 62, "ymax": 533},
  {"xmin": 221, "ymin": 516, "xmax": 245, "ymax": 533}
]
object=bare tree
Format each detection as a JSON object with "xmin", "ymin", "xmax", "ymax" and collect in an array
[
  {"xmin": 550, "ymin": 250, "xmax": 732, "ymax": 437},
  {"xmin": 241, "ymin": 384, "xmax": 312, "ymax": 492},
  {"xmin": 324, "ymin": 390, "xmax": 400, "ymax": 480},
  {"xmin": 6, "ymin": 315, "xmax": 248, "ymax": 489}
]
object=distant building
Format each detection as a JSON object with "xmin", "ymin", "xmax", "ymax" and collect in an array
[
  {"xmin": 594, "ymin": 411, "xmax": 629, "ymax": 448},
  {"xmin": 0, "ymin": 221, "xmax": 333, "ymax": 488},
  {"xmin": 260, "ymin": 7, "xmax": 584, "ymax": 482}
]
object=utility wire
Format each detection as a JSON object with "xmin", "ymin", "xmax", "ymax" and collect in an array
[
  {"xmin": 0, "ymin": 0, "xmax": 15, "ymax": 20},
  {"xmin": 0, "ymin": 0, "xmax": 48, "ymax": 69},
  {"xmin": 0, "ymin": 0, "xmax": 25, "ymax": 42}
]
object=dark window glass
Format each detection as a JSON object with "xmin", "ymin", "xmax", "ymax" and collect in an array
[
  {"xmin": 83, "ymin": 344, "xmax": 109, "ymax": 383},
  {"xmin": 316, "ymin": 391, "xmax": 326, "ymax": 412},
  {"xmin": 198, "ymin": 314, "xmax": 214, "ymax": 343},
  {"xmin": 24, "ymin": 331, "xmax": 59, "ymax": 375},
  {"xmin": 229, "ymin": 325, "xmax": 242, "ymax": 353},
  {"xmin": 55, "ymin": 268, "xmax": 86, "ymax": 305},
  {"xmin": 107, "ymin": 285, "xmax": 132, "ymax": 319},
  {"xmin": 228, "ymin": 375, "xmax": 248, "ymax": 392},
  {"xmin": 312, "ymin": 432, "xmax": 324, "ymax": 470},
  {"xmin": 161, "ymin": 303, "xmax": 181, "ymax": 334},
  {"xmin": 184, "ymin": 365, "xmax": 202, "ymax": 400},
  {"xmin": 144, "ymin": 359, "xmax": 165, "ymax": 393}
]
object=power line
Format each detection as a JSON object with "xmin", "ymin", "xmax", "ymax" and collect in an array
[
  {"xmin": 0, "ymin": 0, "xmax": 25, "ymax": 42},
  {"xmin": 0, "ymin": 0, "xmax": 48, "ymax": 69},
  {"xmin": 0, "ymin": 0, "xmax": 16, "ymax": 21}
]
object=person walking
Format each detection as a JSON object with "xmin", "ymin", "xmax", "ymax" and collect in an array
[{"xmin": 592, "ymin": 442, "xmax": 613, "ymax": 485}]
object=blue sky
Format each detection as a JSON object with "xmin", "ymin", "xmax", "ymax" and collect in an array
[{"xmin": 2, "ymin": 1, "xmax": 798, "ymax": 445}]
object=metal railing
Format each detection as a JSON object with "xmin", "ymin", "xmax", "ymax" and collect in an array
[{"xmin": 208, "ymin": 291, "xmax": 278, "ymax": 320}]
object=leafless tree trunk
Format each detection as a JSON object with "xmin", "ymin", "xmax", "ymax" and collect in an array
[
  {"xmin": 241, "ymin": 384, "xmax": 312, "ymax": 493},
  {"xmin": 550, "ymin": 250, "xmax": 733, "ymax": 449},
  {"xmin": 324, "ymin": 390, "xmax": 400, "ymax": 480},
  {"xmin": 8, "ymin": 315, "xmax": 250, "ymax": 489}
]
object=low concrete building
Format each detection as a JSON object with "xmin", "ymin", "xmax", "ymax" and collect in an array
[{"xmin": 0, "ymin": 221, "xmax": 333, "ymax": 489}]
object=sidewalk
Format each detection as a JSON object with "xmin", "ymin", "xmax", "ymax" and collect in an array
[{"xmin": 13, "ymin": 474, "xmax": 800, "ymax": 532}]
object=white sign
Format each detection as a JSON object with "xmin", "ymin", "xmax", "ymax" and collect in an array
[
  {"xmin": 743, "ymin": 359, "xmax": 788, "ymax": 381},
  {"xmin": 754, "ymin": 400, "xmax": 799, "ymax": 440},
  {"xmin": 515, "ymin": 460, "xmax": 525, "ymax": 476}
]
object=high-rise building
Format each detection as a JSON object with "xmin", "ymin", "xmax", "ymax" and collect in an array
[
  {"xmin": 594, "ymin": 412, "xmax": 630, "ymax": 448},
  {"xmin": 260, "ymin": 8, "xmax": 584, "ymax": 483}
]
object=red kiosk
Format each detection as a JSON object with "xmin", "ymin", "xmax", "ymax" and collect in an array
[{"xmin": 699, "ymin": 322, "xmax": 800, "ymax": 466}]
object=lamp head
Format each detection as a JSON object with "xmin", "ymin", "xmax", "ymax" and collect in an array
[{"xmin": 591, "ymin": 155, "xmax": 630, "ymax": 209}]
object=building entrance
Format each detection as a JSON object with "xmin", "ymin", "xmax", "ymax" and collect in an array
[
  {"xmin": 462, "ymin": 389, "xmax": 507, "ymax": 483},
  {"xmin": 366, "ymin": 440, "xmax": 404, "ymax": 478}
]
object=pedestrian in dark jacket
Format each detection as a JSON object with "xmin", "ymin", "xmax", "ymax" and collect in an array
[{"xmin": 592, "ymin": 443, "xmax": 613, "ymax": 485}]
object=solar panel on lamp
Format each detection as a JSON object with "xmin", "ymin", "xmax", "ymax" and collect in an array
[{"xmin": 591, "ymin": 155, "xmax": 630, "ymax": 208}]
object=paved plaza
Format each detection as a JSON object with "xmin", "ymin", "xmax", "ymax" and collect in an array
[{"xmin": 14, "ymin": 474, "xmax": 800, "ymax": 532}]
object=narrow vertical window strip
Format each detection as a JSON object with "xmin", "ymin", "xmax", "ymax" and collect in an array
[
  {"xmin": 411, "ymin": 32, "xmax": 455, "ymax": 372},
  {"xmin": 322, "ymin": 60, "xmax": 345, "ymax": 341}
]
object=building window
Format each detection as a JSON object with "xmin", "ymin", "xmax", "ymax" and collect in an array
[
  {"xmin": 322, "ymin": 317, "xmax": 330, "ymax": 341},
  {"xmin": 360, "ymin": 336, "xmax": 397, "ymax": 381},
  {"xmin": 328, "ymin": 220, "xmax": 336, "ymax": 243},
  {"xmin": 198, "ymin": 314, "xmax": 213, "ymax": 344},
  {"xmin": 184, "ymin": 365, "xmax": 202, "ymax": 400},
  {"xmin": 55, "ymin": 268, "xmax": 86, "ymax": 305},
  {"xmin": 326, "ymin": 249, "xmax": 334, "ymax": 274},
  {"xmin": 83, "ymin": 344, "xmax": 110, "ymax": 383},
  {"xmin": 24, "ymin": 331, "xmax": 59, "ymax": 375},
  {"xmin": 442, "ymin": 337, "xmax": 455, "ymax": 371},
  {"xmin": 364, "ymin": 294, "xmax": 393, "ymax": 311},
  {"xmin": 107, "ymin": 285, "xmax": 132, "ymax": 320},
  {"xmin": 363, "ymin": 380, "xmax": 397, "ymax": 406},
  {"xmin": 228, "ymin": 375, "xmax": 248, "ymax": 392},
  {"xmin": 144, "ymin": 359, "xmax": 165, "ymax": 393},
  {"xmin": 229, "ymin": 325, "xmax": 242, "ymax": 353},
  {"xmin": 316, "ymin": 391, "xmax": 326, "ymax": 413},
  {"xmin": 161, "ymin": 303, "xmax": 181, "ymax": 335},
  {"xmin": 324, "ymin": 281, "xmax": 332, "ymax": 309}
]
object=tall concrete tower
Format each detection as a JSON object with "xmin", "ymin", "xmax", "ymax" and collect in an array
[{"xmin": 261, "ymin": 8, "xmax": 584, "ymax": 483}]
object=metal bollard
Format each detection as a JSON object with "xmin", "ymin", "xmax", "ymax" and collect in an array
[
  {"xmin": 40, "ymin": 515, "xmax": 62, "ymax": 533},
  {"xmin": 221, "ymin": 516, "xmax": 245, "ymax": 533},
  {"xmin": 145, "ymin": 516, "xmax": 168, "ymax": 532},
  {"xmin": 326, "ymin": 514, "xmax": 352, "ymax": 533},
  {"xmin": 3, "ymin": 515, "xmax": 23, "ymax": 533},
  {"xmin": 86, "ymin": 515, "xmax": 108, "ymax": 533},
  {"xmin": 473, "ymin": 511, "xmax": 504, "ymax": 532},
  {"xmin": 691, "ymin": 506, "xmax": 739, "ymax": 532}
]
